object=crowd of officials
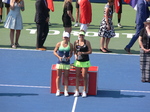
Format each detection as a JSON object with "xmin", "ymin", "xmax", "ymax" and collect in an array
[{"xmin": 0, "ymin": 0, "xmax": 150, "ymax": 97}]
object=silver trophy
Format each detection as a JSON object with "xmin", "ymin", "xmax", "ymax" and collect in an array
[{"xmin": 61, "ymin": 51, "xmax": 67, "ymax": 62}]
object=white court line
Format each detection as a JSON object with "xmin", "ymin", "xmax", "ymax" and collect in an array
[
  {"xmin": 0, "ymin": 84, "xmax": 50, "ymax": 88},
  {"xmin": 1, "ymin": 84, "xmax": 150, "ymax": 112},
  {"xmin": 0, "ymin": 84, "xmax": 150, "ymax": 93},
  {"xmin": 0, "ymin": 48, "xmax": 139, "ymax": 56},
  {"xmin": 72, "ymin": 97, "xmax": 78, "ymax": 112},
  {"xmin": 100, "ymin": 89, "xmax": 150, "ymax": 94},
  {"xmin": 120, "ymin": 90, "xmax": 150, "ymax": 93},
  {"xmin": 0, "ymin": 83, "xmax": 78, "ymax": 112}
]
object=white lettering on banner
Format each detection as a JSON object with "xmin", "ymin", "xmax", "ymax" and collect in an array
[
  {"xmin": 71, "ymin": 31, "xmax": 79, "ymax": 36},
  {"xmin": 48, "ymin": 30, "xmax": 60, "ymax": 35},
  {"xmin": 70, "ymin": 31, "xmax": 99, "ymax": 37},
  {"xmin": 85, "ymin": 32, "xmax": 98, "ymax": 37},
  {"xmin": 122, "ymin": 33, "xmax": 135, "ymax": 38},
  {"xmin": 114, "ymin": 33, "xmax": 119, "ymax": 38},
  {"xmin": 26, "ymin": 29, "xmax": 135, "ymax": 38},
  {"xmin": 26, "ymin": 29, "xmax": 37, "ymax": 34}
]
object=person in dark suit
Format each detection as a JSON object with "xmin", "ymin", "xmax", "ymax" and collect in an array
[
  {"xmin": 35, "ymin": 0, "xmax": 50, "ymax": 51},
  {"xmin": 124, "ymin": 0, "xmax": 150, "ymax": 54}
]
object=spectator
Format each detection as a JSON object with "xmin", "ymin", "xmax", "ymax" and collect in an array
[
  {"xmin": 98, "ymin": 0, "xmax": 115, "ymax": 53},
  {"xmin": 62, "ymin": 0, "xmax": 74, "ymax": 34},
  {"xmin": 138, "ymin": 18, "xmax": 150, "ymax": 83},
  {"xmin": 35, "ymin": 0, "xmax": 50, "ymax": 51},
  {"xmin": 4, "ymin": 0, "xmax": 25, "ymax": 48},
  {"xmin": 124, "ymin": 0, "xmax": 150, "ymax": 54},
  {"xmin": 78, "ymin": 0, "xmax": 92, "ymax": 32}
]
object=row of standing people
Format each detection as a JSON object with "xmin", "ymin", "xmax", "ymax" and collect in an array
[
  {"xmin": 66, "ymin": 0, "xmax": 150, "ymax": 56},
  {"xmin": 53, "ymin": 0, "xmax": 150, "ymax": 98},
  {"xmin": 2, "ymin": 0, "xmax": 92, "ymax": 97},
  {"xmin": 3, "ymin": 0, "xmax": 150, "ymax": 53},
  {"xmin": 74, "ymin": 0, "xmax": 123, "ymax": 28},
  {"xmin": 2, "ymin": 0, "xmax": 150, "ymax": 91},
  {"xmin": 2, "ymin": 0, "xmax": 91, "ymax": 49},
  {"xmin": 1, "ymin": 0, "xmax": 124, "ymax": 52},
  {"xmin": 98, "ymin": 0, "xmax": 150, "ymax": 82},
  {"xmin": 63, "ymin": 0, "xmax": 122, "ymax": 54},
  {"xmin": 56, "ymin": 0, "xmax": 150, "ymax": 96}
]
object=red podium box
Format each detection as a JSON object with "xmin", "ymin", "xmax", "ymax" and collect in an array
[{"xmin": 50, "ymin": 64, "xmax": 98, "ymax": 95}]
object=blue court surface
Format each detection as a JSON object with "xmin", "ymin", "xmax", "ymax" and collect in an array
[{"xmin": 0, "ymin": 49, "xmax": 150, "ymax": 112}]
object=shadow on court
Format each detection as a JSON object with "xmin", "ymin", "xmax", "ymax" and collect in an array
[
  {"xmin": 0, "ymin": 93, "xmax": 38, "ymax": 97},
  {"xmin": 94, "ymin": 90, "xmax": 145, "ymax": 98}
]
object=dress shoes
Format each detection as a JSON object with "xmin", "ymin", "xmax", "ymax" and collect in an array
[
  {"xmin": 141, "ymin": 80, "xmax": 150, "ymax": 83},
  {"xmin": 100, "ymin": 49, "xmax": 107, "ymax": 53},
  {"xmin": 104, "ymin": 48, "xmax": 112, "ymax": 52},
  {"xmin": 124, "ymin": 47, "xmax": 131, "ymax": 54},
  {"xmin": 42, "ymin": 46, "xmax": 47, "ymax": 49},
  {"xmin": 36, "ymin": 47, "xmax": 46, "ymax": 51}
]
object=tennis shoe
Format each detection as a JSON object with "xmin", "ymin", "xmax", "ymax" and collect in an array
[
  {"xmin": 117, "ymin": 23, "xmax": 123, "ymax": 28},
  {"xmin": 82, "ymin": 91, "xmax": 87, "ymax": 98},
  {"xmin": 74, "ymin": 22, "xmax": 79, "ymax": 27},
  {"xmin": 11, "ymin": 44, "xmax": 16, "ymax": 49},
  {"xmin": 0, "ymin": 19, "xmax": 3, "ymax": 23},
  {"xmin": 74, "ymin": 91, "xmax": 79, "ymax": 97},
  {"xmin": 56, "ymin": 90, "xmax": 60, "ymax": 96},
  {"xmin": 64, "ymin": 90, "xmax": 69, "ymax": 97}
]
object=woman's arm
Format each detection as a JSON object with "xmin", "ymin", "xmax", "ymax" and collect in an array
[
  {"xmin": 73, "ymin": 41, "xmax": 78, "ymax": 59},
  {"xmin": 105, "ymin": 6, "xmax": 110, "ymax": 30},
  {"xmin": 138, "ymin": 36, "xmax": 150, "ymax": 53},
  {"xmin": 10, "ymin": 0, "xmax": 15, "ymax": 10},
  {"xmin": 67, "ymin": 10, "xmax": 74, "ymax": 22},
  {"xmin": 67, "ymin": 43, "xmax": 73, "ymax": 61},
  {"xmin": 20, "ymin": 0, "xmax": 25, "ymax": 11},
  {"xmin": 53, "ymin": 42, "xmax": 62, "ymax": 61}
]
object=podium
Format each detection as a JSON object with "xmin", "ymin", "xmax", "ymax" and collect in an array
[{"xmin": 50, "ymin": 64, "xmax": 98, "ymax": 95}]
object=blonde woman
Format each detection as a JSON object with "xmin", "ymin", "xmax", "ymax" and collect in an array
[
  {"xmin": 53, "ymin": 32, "xmax": 73, "ymax": 96},
  {"xmin": 4, "ymin": 0, "xmax": 25, "ymax": 48},
  {"xmin": 62, "ymin": 0, "xmax": 74, "ymax": 34}
]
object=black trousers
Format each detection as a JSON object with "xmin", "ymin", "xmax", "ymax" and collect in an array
[{"xmin": 36, "ymin": 22, "xmax": 49, "ymax": 48}]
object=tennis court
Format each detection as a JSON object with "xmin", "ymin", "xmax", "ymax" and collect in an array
[{"xmin": 0, "ymin": 49, "xmax": 150, "ymax": 112}]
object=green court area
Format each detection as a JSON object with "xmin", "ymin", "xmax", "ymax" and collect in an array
[{"xmin": 0, "ymin": 0, "xmax": 139, "ymax": 54}]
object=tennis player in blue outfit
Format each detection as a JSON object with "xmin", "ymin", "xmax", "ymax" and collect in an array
[{"xmin": 53, "ymin": 32, "xmax": 73, "ymax": 97}]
